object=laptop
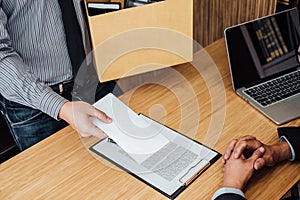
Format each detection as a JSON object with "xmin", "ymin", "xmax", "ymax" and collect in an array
[{"xmin": 224, "ymin": 8, "xmax": 300, "ymax": 125}]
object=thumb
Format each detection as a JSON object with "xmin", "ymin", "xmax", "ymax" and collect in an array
[
  {"xmin": 250, "ymin": 146, "xmax": 265, "ymax": 161},
  {"xmin": 91, "ymin": 107, "xmax": 112, "ymax": 123}
]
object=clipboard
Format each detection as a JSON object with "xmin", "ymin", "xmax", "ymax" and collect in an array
[
  {"xmin": 90, "ymin": 114, "xmax": 221, "ymax": 199},
  {"xmin": 87, "ymin": 2, "xmax": 121, "ymax": 16}
]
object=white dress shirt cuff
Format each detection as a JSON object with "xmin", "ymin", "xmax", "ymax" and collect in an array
[
  {"xmin": 212, "ymin": 187, "xmax": 245, "ymax": 200},
  {"xmin": 280, "ymin": 136, "xmax": 295, "ymax": 161}
]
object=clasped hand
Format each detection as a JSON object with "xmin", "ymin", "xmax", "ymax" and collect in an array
[{"xmin": 221, "ymin": 135, "xmax": 291, "ymax": 190}]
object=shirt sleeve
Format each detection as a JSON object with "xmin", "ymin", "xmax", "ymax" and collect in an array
[
  {"xmin": 212, "ymin": 187, "xmax": 245, "ymax": 200},
  {"xmin": 0, "ymin": 6, "xmax": 67, "ymax": 119},
  {"xmin": 280, "ymin": 136, "xmax": 296, "ymax": 161}
]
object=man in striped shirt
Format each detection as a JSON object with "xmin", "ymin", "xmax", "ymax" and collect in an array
[{"xmin": 0, "ymin": 0, "xmax": 117, "ymax": 151}]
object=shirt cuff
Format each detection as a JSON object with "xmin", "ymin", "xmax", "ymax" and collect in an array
[
  {"xmin": 39, "ymin": 88, "xmax": 69, "ymax": 120},
  {"xmin": 280, "ymin": 136, "xmax": 295, "ymax": 161},
  {"xmin": 212, "ymin": 187, "xmax": 245, "ymax": 200}
]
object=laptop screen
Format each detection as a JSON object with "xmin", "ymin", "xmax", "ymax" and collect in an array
[{"xmin": 225, "ymin": 8, "xmax": 300, "ymax": 90}]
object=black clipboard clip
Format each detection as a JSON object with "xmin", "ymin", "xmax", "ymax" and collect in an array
[{"xmin": 107, "ymin": 137, "xmax": 117, "ymax": 144}]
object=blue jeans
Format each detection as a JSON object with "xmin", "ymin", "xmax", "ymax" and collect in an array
[{"xmin": 0, "ymin": 94, "xmax": 68, "ymax": 151}]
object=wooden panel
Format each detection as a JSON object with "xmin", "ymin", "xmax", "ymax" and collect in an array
[{"xmin": 194, "ymin": 0, "xmax": 278, "ymax": 47}]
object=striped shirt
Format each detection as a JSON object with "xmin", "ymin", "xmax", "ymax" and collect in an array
[{"xmin": 0, "ymin": 0, "xmax": 89, "ymax": 119}]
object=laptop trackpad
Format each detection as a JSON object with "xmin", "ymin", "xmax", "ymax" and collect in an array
[
  {"xmin": 288, "ymin": 96, "xmax": 300, "ymax": 110},
  {"xmin": 264, "ymin": 95, "xmax": 300, "ymax": 124}
]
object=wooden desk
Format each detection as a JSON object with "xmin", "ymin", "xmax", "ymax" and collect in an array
[{"xmin": 0, "ymin": 39, "xmax": 299, "ymax": 200}]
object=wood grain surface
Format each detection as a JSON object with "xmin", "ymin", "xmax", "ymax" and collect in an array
[{"xmin": 0, "ymin": 39, "xmax": 299, "ymax": 200}]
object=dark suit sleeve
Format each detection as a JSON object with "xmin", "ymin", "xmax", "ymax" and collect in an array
[
  {"xmin": 215, "ymin": 193, "xmax": 246, "ymax": 200},
  {"xmin": 277, "ymin": 127, "xmax": 300, "ymax": 161}
]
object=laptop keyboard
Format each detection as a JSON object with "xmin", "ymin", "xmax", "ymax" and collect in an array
[{"xmin": 244, "ymin": 70, "xmax": 300, "ymax": 107}]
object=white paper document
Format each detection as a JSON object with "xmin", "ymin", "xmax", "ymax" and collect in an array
[{"xmin": 92, "ymin": 93, "xmax": 169, "ymax": 163}]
